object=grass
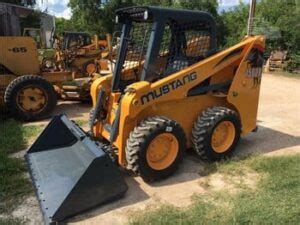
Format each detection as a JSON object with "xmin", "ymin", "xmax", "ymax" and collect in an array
[
  {"xmin": 0, "ymin": 117, "xmax": 86, "ymax": 215},
  {"xmin": 0, "ymin": 119, "xmax": 43, "ymax": 154},
  {"xmin": 74, "ymin": 119, "xmax": 88, "ymax": 127},
  {"xmin": 130, "ymin": 155, "xmax": 300, "ymax": 225},
  {"xmin": 0, "ymin": 119, "xmax": 43, "ymax": 214},
  {"xmin": 0, "ymin": 153, "xmax": 31, "ymax": 214},
  {"xmin": 0, "ymin": 217, "xmax": 24, "ymax": 225}
]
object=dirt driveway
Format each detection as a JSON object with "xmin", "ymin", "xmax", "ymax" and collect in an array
[{"xmin": 13, "ymin": 73, "xmax": 300, "ymax": 225}]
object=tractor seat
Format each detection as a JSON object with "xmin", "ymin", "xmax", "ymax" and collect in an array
[
  {"xmin": 164, "ymin": 56, "xmax": 190, "ymax": 77},
  {"xmin": 163, "ymin": 55, "xmax": 205, "ymax": 77}
]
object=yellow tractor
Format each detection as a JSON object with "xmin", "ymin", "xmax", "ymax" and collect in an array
[
  {"xmin": 0, "ymin": 34, "xmax": 112, "ymax": 121},
  {"xmin": 43, "ymin": 32, "xmax": 111, "ymax": 75},
  {"xmin": 26, "ymin": 6, "xmax": 265, "ymax": 224},
  {"xmin": 0, "ymin": 3, "xmax": 112, "ymax": 121}
]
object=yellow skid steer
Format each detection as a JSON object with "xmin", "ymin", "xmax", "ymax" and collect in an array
[{"xmin": 26, "ymin": 6, "xmax": 265, "ymax": 224}]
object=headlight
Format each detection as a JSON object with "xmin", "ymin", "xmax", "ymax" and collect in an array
[
  {"xmin": 144, "ymin": 10, "xmax": 148, "ymax": 20},
  {"xmin": 115, "ymin": 15, "xmax": 119, "ymax": 23}
]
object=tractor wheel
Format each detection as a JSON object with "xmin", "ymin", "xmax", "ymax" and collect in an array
[
  {"xmin": 4, "ymin": 75, "xmax": 57, "ymax": 121},
  {"xmin": 192, "ymin": 106, "xmax": 241, "ymax": 161},
  {"xmin": 83, "ymin": 60, "xmax": 96, "ymax": 75},
  {"xmin": 126, "ymin": 116, "xmax": 186, "ymax": 182}
]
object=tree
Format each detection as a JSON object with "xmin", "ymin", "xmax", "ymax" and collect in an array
[
  {"xmin": 66, "ymin": 0, "xmax": 221, "ymax": 38},
  {"xmin": 220, "ymin": 0, "xmax": 299, "ymax": 71},
  {"xmin": 256, "ymin": 0, "xmax": 300, "ymax": 53},
  {"xmin": 220, "ymin": 3, "xmax": 249, "ymax": 47},
  {"xmin": 68, "ymin": 0, "xmax": 135, "ymax": 34},
  {"xmin": 55, "ymin": 18, "xmax": 77, "ymax": 34},
  {"xmin": 173, "ymin": 0, "xmax": 218, "ymax": 17}
]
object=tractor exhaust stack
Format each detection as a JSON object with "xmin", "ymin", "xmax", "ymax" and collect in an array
[{"xmin": 247, "ymin": 0, "xmax": 257, "ymax": 36}]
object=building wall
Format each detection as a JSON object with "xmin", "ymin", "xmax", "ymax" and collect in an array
[{"xmin": 0, "ymin": 3, "xmax": 21, "ymax": 36}]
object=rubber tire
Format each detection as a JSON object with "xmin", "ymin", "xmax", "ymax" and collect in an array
[
  {"xmin": 4, "ymin": 75, "xmax": 57, "ymax": 121},
  {"xmin": 192, "ymin": 106, "xmax": 241, "ymax": 161},
  {"xmin": 96, "ymin": 140, "xmax": 117, "ymax": 163},
  {"xmin": 126, "ymin": 116, "xmax": 186, "ymax": 182}
]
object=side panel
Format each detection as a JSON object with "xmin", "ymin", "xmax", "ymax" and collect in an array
[
  {"xmin": 0, "ymin": 37, "xmax": 40, "ymax": 75},
  {"xmin": 131, "ymin": 96, "xmax": 228, "ymax": 148},
  {"xmin": 227, "ymin": 36, "xmax": 265, "ymax": 134}
]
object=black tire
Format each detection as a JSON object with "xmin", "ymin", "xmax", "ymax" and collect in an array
[
  {"xmin": 4, "ymin": 75, "xmax": 57, "ymax": 121},
  {"xmin": 96, "ymin": 140, "xmax": 117, "ymax": 163},
  {"xmin": 126, "ymin": 116, "xmax": 186, "ymax": 182},
  {"xmin": 192, "ymin": 106, "xmax": 241, "ymax": 161}
]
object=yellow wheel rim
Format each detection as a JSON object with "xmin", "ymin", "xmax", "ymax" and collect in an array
[
  {"xmin": 86, "ymin": 63, "xmax": 96, "ymax": 75},
  {"xmin": 146, "ymin": 133, "xmax": 179, "ymax": 170},
  {"xmin": 16, "ymin": 86, "xmax": 47, "ymax": 113},
  {"xmin": 211, "ymin": 121, "xmax": 236, "ymax": 153}
]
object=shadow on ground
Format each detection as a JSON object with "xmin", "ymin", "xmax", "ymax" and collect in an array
[
  {"xmin": 67, "ymin": 124, "xmax": 300, "ymax": 223},
  {"xmin": 238, "ymin": 125, "xmax": 300, "ymax": 156},
  {"xmin": 68, "ymin": 176, "xmax": 149, "ymax": 223},
  {"xmin": 50, "ymin": 101, "xmax": 91, "ymax": 118}
]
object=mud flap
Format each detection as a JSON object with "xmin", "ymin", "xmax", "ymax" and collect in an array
[{"xmin": 25, "ymin": 114, "xmax": 128, "ymax": 224}]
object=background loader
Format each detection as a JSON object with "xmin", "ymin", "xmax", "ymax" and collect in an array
[
  {"xmin": 26, "ymin": 6, "xmax": 265, "ymax": 224},
  {"xmin": 41, "ymin": 32, "xmax": 111, "ymax": 75},
  {"xmin": 0, "ymin": 3, "xmax": 112, "ymax": 121},
  {"xmin": 0, "ymin": 35, "xmax": 111, "ymax": 121}
]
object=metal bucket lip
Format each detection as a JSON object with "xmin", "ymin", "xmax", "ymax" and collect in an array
[
  {"xmin": 25, "ymin": 153, "xmax": 53, "ymax": 224},
  {"xmin": 26, "ymin": 151, "xmax": 128, "ymax": 224}
]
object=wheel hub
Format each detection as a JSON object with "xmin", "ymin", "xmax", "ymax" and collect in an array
[
  {"xmin": 86, "ymin": 63, "xmax": 96, "ymax": 75},
  {"xmin": 17, "ymin": 86, "xmax": 47, "ymax": 112},
  {"xmin": 211, "ymin": 121, "xmax": 235, "ymax": 153},
  {"xmin": 146, "ymin": 133, "xmax": 179, "ymax": 170}
]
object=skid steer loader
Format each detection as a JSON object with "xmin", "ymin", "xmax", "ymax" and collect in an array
[{"xmin": 26, "ymin": 6, "xmax": 265, "ymax": 224}]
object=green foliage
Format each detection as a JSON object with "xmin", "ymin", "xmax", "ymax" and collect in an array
[
  {"xmin": 256, "ymin": 0, "xmax": 300, "ymax": 53},
  {"xmin": 173, "ymin": 0, "xmax": 218, "ymax": 17},
  {"xmin": 219, "ymin": 3, "xmax": 249, "ymax": 47},
  {"xmin": 130, "ymin": 155, "xmax": 300, "ymax": 225},
  {"xmin": 0, "ymin": 119, "xmax": 42, "ymax": 154},
  {"xmin": 0, "ymin": 217, "xmax": 24, "ymax": 225},
  {"xmin": 219, "ymin": 0, "xmax": 300, "ymax": 71},
  {"xmin": 56, "ymin": 0, "xmax": 299, "ymax": 70},
  {"xmin": 64, "ymin": 0, "xmax": 220, "ymax": 35},
  {"xmin": 286, "ymin": 51, "xmax": 300, "ymax": 73},
  {"xmin": 0, "ymin": 153, "xmax": 32, "ymax": 213},
  {"xmin": 0, "ymin": 119, "xmax": 42, "ymax": 213},
  {"xmin": 19, "ymin": 11, "xmax": 41, "ymax": 33},
  {"xmin": 55, "ymin": 17, "xmax": 85, "ymax": 35},
  {"xmin": 67, "ymin": 0, "xmax": 134, "ymax": 34}
]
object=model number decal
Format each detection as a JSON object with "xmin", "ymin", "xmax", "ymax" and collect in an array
[
  {"xmin": 8, "ymin": 47, "xmax": 27, "ymax": 53},
  {"xmin": 140, "ymin": 72, "xmax": 197, "ymax": 105}
]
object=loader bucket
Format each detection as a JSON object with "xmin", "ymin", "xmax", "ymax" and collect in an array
[{"xmin": 25, "ymin": 114, "xmax": 128, "ymax": 224}]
